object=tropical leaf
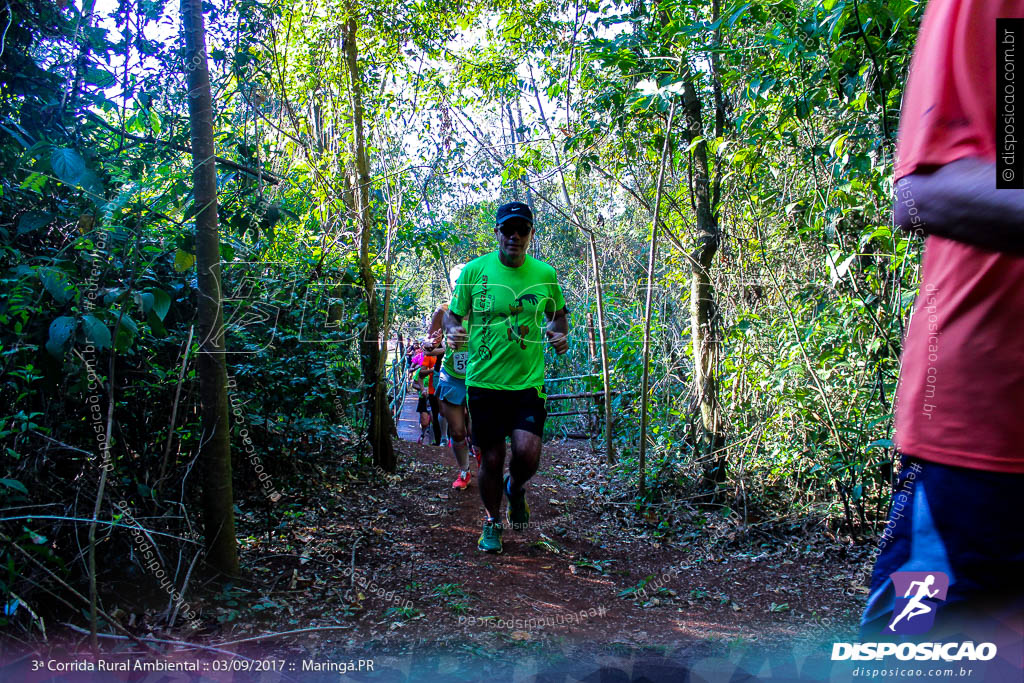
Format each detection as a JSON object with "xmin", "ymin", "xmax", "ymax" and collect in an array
[
  {"xmin": 174, "ymin": 250, "xmax": 195, "ymax": 272},
  {"xmin": 148, "ymin": 288, "xmax": 171, "ymax": 321},
  {"xmin": 17, "ymin": 211, "xmax": 53, "ymax": 235},
  {"xmin": 50, "ymin": 148, "xmax": 86, "ymax": 186},
  {"xmin": 0, "ymin": 479, "xmax": 28, "ymax": 496},
  {"xmin": 81, "ymin": 314, "xmax": 111, "ymax": 351},
  {"xmin": 45, "ymin": 316, "xmax": 77, "ymax": 357},
  {"xmin": 38, "ymin": 268, "xmax": 73, "ymax": 304}
]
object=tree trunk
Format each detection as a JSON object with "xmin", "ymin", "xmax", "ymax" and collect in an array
[
  {"xmin": 638, "ymin": 102, "xmax": 676, "ymax": 494},
  {"xmin": 326, "ymin": 284, "xmax": 345, "ymax": 328},
  {"xmin": 506, "ymin": 103, "xmax": 519, "ymax": 198},
  {"xmin": 343, "ymin": 11, "xmax": 396, "ymax": 472},
  {"xmin": 527, "ymin": 66, "xmax": 613, "ymax": 464},
  {"xmin": 681, "ymin": 73, "xmax": 727, "ymax": 491},
  {"xmin": 62, "ymin": 0, "xmax": 98, "ymax": 119},
  {"xmin": 379, "ymin": 161, "xmax": 403, "ymax": 433},
  {"xmin": 516, "ymin": 101, "xmax": 536, "ymax": 215},
  {"xmin": 587, "ymin": 231, "xmax": 615, "ymax": 465},
  {"xmin": 181, "ymin": 0, "xmax": 238, "ymax": 575}
]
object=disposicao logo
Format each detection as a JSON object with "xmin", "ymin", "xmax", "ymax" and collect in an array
[
  {"xmin": 831, "ymin": 571, "xmax": 997, "ymax": 662},
  {"xmin": 886, "ymin": 571, "xmax": 948, "ymax": 635}
]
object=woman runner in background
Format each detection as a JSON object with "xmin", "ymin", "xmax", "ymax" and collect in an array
[
  {"xmin": 409, "ymin": 346, "xmax": 433, "ymax": 444},
  {"xmin": 425, "ymin": 264, "xmax": 479, "ymax": 489}
]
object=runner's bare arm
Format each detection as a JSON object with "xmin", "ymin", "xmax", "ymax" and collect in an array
[
  {"xmin": 895, "ymin": 157, "xmax": 1024, "ymax": 253},
  {"xmin": 443, "ymin": 309, "xmax": 468, "ymax": 348},
  {"xmin": 423, "ymin": 307, "xmax": 445, "ymax": 353},
  {"xmin": 545, "ymin": 306, "xmax": 569, "ymax": 355}
]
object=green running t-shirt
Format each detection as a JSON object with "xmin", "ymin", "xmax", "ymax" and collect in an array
[{"xmin": 449, "ymin": 251, "xmax": 566, "ymax": 391}]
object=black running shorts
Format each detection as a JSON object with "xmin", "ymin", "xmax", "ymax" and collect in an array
[{"xmin": 466, "ymin": 386, "xmax": 547, "ymax": 447}]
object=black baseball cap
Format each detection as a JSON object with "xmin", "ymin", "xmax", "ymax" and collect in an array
[{"xmin": 495, "ymin": 201, "xmax": 533, "ymax": 227}]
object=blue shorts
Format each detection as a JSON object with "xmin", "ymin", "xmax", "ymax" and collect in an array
[
  {"xmin": 436, "ymin": 369, "xmax": 467, "ymax": 406},
  {"xmin": 861, "ymin": 456, "xmax": 1024, "ymax": 649}
]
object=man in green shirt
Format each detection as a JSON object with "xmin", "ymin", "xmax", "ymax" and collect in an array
[{"xmin": 444, "ymin": 201, "xmax": 569, "ymax": 553}]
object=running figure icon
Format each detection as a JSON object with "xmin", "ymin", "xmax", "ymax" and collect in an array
[{"xmin": 887, "ymin": 574, "xmax": 940, "ymax": 632}]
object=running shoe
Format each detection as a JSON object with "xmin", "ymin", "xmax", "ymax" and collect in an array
[
  {"xmin": 452, "ymin": 470, "xmax": 471, "ymax": 489},
  {"xmin": 477, "ymin": 520, "xmax": 503, "ymax": 553},
  {"xmin": 473, "ymin": 446, "xmax": 482, "ymax": 468},
  {"xmin": 504, "ymin": 473, "xmax": 530, "ymax": 529}
]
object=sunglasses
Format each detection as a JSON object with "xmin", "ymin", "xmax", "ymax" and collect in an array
[{"xmin": 499, "ymin": 220, "xmax": 533, "ymax": 238}]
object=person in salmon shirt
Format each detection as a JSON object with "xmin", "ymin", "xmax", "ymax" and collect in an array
[{"xmin": 860, "ymin": 0, "xmax": 1024, "ymax": 656}]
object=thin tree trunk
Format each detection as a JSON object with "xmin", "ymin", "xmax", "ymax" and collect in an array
[
  {"xmin": 528, "ymin": 65, "xmax": 614, "ymax": 464},
  {"xmin": 507, "ymin": 103, "xmax": 519, "ymax": 198},
  {"xmin": 515, "ymin": 99, "xmax": 540, "ymax": 259},
  {"xmin": 586, "ymin": 313, "xmax": 597, "ymax": 360},
  {"xmin": 62, "ymin": 0, "xmax": 98, "ymax": 118},
  {"xmin": 416, "ymin": 161, "xmax": 452, "ymax": 299},
  {"xmin": 181, "ymin": 0, "xmax": 238, "ymax": 575},
  {"xmin": 158, "ymin": 324, "xmax": 194, "ymax": 490},
  {"xmin": 325, "ymin": 211, "xmax": 345, "ymax": 330},
  {"xmin": 587, "ymin": 230, "xmax": 615, "ymax": 464},
  {"xmin": 380, "ymin": 157, "xmax": 405, "ymax": 432},
  {"xmin": 516, "ymin": 101, "xmax": 535, "ymax": 215},
  {"xmin": 343, "ymin": 10, "xmax": 396, "ymax": 472},
  {"xmin": 639, "ymin": 102, "xmax": 676, "ymax": 494}
]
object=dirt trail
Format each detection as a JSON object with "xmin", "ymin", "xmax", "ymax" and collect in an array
[
  {"xmin": 375, "ymin": 437, "xmax": 862, "ymax": 650},
  {"xmin": 218, "ymin": 397, "xmax": 867, "ymax": 665}
]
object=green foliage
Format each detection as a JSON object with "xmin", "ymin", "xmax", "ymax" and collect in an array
[
  {"xmin": 0, "ymin": 0, "xmax": 425, "ymax": 630},
  {"xmin": 1, "ymin": 0, "xmax": 925, "ymax": 632}
]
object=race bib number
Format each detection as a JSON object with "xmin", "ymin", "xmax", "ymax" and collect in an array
[{"xmin": 453, "ymin": 352, "xmax": 468, "ymax": 374}]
